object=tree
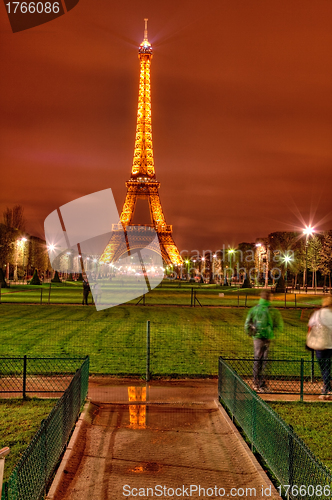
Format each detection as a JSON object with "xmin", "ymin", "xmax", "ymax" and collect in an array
[
  {"xmin": 1, "ymin": 205, "xmax": 26, "ymax": 280},
  {"xmin": 238, "ymin": 242, "xmax": 255, "ymax": 287},
  {"xmin": 28, "ymin": 236, "xmax": 51, "ymax": 276},
  {"xmin": 3, "ymin": 205, "xmax": 26, "ymax": 231},
  {"xmin": 319, "ymin": 231, "xmax": 332, "ymax": 291},
  {"xmin": 0, "ymin": 223, "xmax": 15, "ymax": 269},
  {"xmin": 307, "ymin": 236, "xmax": 322, "ymax": 290}
]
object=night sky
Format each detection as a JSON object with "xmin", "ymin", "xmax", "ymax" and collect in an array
[{"xmin": 1, "ymin": 0, "xmax": 331, "ymax": 252}]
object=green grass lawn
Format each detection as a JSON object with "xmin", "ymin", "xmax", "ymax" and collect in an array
[
  {"xmin": 0, "ymin": 398, "xmax": 55, "ymax": 482},
  {"xmin": 269, "ymin": 402, "xmax": 332, "ymax": 471},
  {"xmin": 0, "ymin": 303, "xmax": 310, "ymax": 375}
]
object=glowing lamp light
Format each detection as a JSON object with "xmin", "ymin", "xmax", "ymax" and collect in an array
[
  {"xmin": 255, "ymin": 243, "xmax": 262, "ymax": 247},
  {"xmin": 303, "ymin": 226, "xmax": 315, "ymax": 237},
  {"xmin": 21, "ymin": 237, "xmax": 27, "ymax": 242},
  {"xmin": 93, "ymin": 259, "xmax": 97, "ymax": 263},
  {"xmin": 48, "ymin": 244, "xmax": 55, "ymax": 252}
]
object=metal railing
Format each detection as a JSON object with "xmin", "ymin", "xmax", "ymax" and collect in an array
[
  {"xmin": 0, "ymin": 319, "xmax": 314, "ymax": 377},
  {"xmin": 0, "ymin": 281, "xmax": 324, "ymax": 308},
  {"xmin": 1, "ymin": 356, "xmax": 89, "ymax": 500},
  {"xmin": 223, "ymin": 358, "xmax": 325, "ymax": 399},
  {"xmin": 0, "ymin": 356, "xmax": 89, "ymax": 398},
  {"xmin": 218, "ymin": 357, "xmax": 332, "ymax": 499}
]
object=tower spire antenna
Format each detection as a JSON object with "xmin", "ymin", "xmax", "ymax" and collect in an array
[{"xmin": 144, "ymin": 18, "xmax": 148, "ymax": 42}]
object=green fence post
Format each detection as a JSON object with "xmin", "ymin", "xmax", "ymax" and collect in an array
[
  {"xmin": 251, "ymin": 395, "xmax": 256, "ymax": 453},
  {"xmin": 300, "ymin": 358, "xmax": 304, "ymax": 402},
  {"xmin": 288, "ymin": 425, "xmax": 294, "ymax": 498},
  {"xmin": 232, "ymin": 376, "xmax": 237, "ymax": 422},
  {"xmin": 23, "ymin": 356, "xmax": 27, "ymax": 400},
  {"xmin": 40, "ymin": 287, "xmax": 43, "ymax": 305},
  {"xmin": 311, "ymin": 350, "xmax": 315, "ymax": 382},
  {"xmin": 42, "ymin": 420, "xmax": 48, "ymax": 498},
  {"xmin": 284, "ymin": 290, "xmax": 286, "ymax": 308},
  {"xmin": 48, "ymin": 283, "xmax": 51, "ymax": 305},
  {"xmin": 190, "ymin": 288, "xmax": 193, "ymax": 307},
  {"xmin": 146, "ymin": 321, "xmax": 151, "ymax": 382}
]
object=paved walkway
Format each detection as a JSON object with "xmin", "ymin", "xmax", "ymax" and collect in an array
[{"xmin": 51, "ymin": 379, "xmax": 281, "ymax": 500}]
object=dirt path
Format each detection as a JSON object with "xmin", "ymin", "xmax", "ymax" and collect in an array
[{"xmin": 52, "ymin": 379, "xmax": 280, "ymax": 500}]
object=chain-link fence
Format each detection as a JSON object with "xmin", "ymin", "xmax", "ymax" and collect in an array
[
  {"xmin": 0, "ymin": 281, "xmax": 325, "ymax": 308},
  {"xmin": 1, "ymin": 356, "xmax": 89, "ymax": 500},
  {"xmin": 0, "ymin": 318, "xmax": 312, "ymax": 376},
  {"xmin": 223, "ymin": 358, "xmax": 324, "ymax": 398},
  {"xmin": 218, "ymin": 358, "xmax": 332, "ymax": 500},
  {"xmin": 0, "ymin": 356, "xmax": 89, "ymax": 398}
]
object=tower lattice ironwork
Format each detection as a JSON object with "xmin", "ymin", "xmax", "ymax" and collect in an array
[{"xmin": 101, "ymin": 20, "xmax": 182, "ymax": 266}]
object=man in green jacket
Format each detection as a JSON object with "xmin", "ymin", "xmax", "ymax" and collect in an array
[{"xmin": 245, "ymin": 290, "xmax": 283, "ymax": 392}]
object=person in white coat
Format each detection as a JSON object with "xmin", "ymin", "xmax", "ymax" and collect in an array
[{"xmin": 308, "ymin": 296, "xmax": 332, "ymax": 399}]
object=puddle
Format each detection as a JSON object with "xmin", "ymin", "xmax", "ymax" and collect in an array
[
  {"xmin": 88, "ymin": 378, "xmax": 218, "ymax": 404},
  {"xmin": 131, "ymin": 462, "xmax": 162, "ymax": 473}
]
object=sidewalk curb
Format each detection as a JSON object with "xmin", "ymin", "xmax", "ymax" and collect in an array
[
  {"xmin": 46, "ymin": 400, "xmax": 91, "ymax": 500},
  {"xmin": 215, "ymin": 399, "xmax": 281, "ymax": 499}
]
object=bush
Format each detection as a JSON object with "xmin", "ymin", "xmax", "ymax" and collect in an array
[
  {"xmin": 0, "ymin": 268, "xmax": 8, "ymax": 288},
  {"xmin": 241, "ymin": 276, "xmax": 252, "ymax": 288},
  {"xmin": 275, "ymin": 275, "xmax": 286, "ymax": 293},
  {"xmin": 51, "ymin": 270, "xmax": 62, "ymax": 283},
  {"xmin": 67, "ymin": 273, "xmax": 74, "ymax": 281},
  {"xmin": 29, "ymin": 269, "xmax": 41, "ymax": 285}
]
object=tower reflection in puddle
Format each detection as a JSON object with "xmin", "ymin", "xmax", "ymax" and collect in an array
[{"xmin": 128, "ymin": 387, "xmax": 147, "ymax": 429}]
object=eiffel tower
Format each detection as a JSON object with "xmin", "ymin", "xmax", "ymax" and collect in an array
[{"xmin": 101, "ymin": 20, "xmax": 182, "ymax": 266}]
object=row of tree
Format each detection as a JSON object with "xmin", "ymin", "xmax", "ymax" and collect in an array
[
  {"xmin": 0, "ymin": 205, "xmax": 51, "ymax": 282},
  {"xmin": 236, "ymin": 230, "xmax": 332, "ymax": 289},
  {"xmin": 0, "ymin": 205, "xmax": 331, "ymax": 289}
]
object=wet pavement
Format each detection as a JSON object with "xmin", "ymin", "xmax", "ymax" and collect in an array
[{"xmin": 52, "ymin": 378, "xmax": 280, "ymax": 500}]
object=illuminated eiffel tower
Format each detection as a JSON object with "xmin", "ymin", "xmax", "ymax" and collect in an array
[{"xmin": 101, "ymin": 20, "xmax": 182, "ymax": 266}]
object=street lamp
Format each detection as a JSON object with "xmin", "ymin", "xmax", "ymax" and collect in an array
[
  {"xmin": 281, "ymin": 253, "xmax": 293, "ymax": 289},
  {"xmin": 303, "ymin": 226, "xmax": 315, "ymax": 292}
]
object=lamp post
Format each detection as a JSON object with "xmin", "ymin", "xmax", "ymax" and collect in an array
[
  {"xmin": 228, "ymin": 249, "xmax": 235, "ymax": 286},
  {"xmin": 282, "ymin": 253, "xmax": 292, "ymax": 290},
  {"xmin": 185, "ymin": 259, "xmax": 190, "ymax": 280},
  {"xmin": 21, "ymin": 237, "xmax": 27, "ymax": 283},
  {"xmin": 303, "ymin": 226, "xmax": 315, "ymax": 293}
]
